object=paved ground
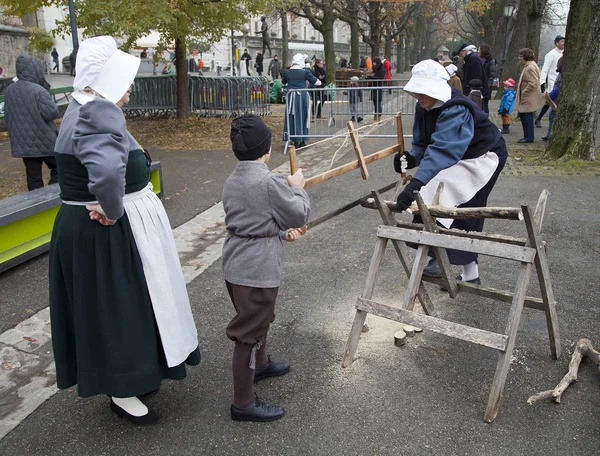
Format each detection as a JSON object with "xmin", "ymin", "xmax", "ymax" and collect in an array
[{"xmin": 1, "ymin": 89, "xmax": 599, "ymax": 454}]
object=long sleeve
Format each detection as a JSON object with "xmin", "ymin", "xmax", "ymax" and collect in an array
[
  {"xmin": 409, "ymin": 112, "xmax": 428, "ymax": 164},
  {"xmin": 268, "ymin": 174, "xmax": 310, "ymax": 230},
  {"xmin": 72, "ymin": 98, "xmax": 128, "ymax": 220},
  {"xmin": 37, "ymin": 90, "xmax": 59, "ymax": 122},
  {"xmin": 413, "ymin": 105, "xmax": 474, "ymax": 185},
  {"xmin": 539, "ymin": 51, "xmax": 552, "ymax": 85}
]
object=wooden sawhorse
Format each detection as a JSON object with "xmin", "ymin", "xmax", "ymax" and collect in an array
[{"xmin": 342, "ymin": 189, "xmax": 560, "ymax": 422}]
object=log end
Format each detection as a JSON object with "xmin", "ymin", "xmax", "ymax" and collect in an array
[{"xmin": 394, "ymin": 330, "xmax": 407, "ymax": 347}]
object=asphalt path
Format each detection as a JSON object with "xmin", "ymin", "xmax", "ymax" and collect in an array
[{"xmin": 0, "ymin": 147, "xmax": 599, "ymax": 454}]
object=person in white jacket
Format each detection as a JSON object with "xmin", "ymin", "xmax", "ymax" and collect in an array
[{"xmin": 535, "ymin": 35, "xmax": 564, "ymax": 128}]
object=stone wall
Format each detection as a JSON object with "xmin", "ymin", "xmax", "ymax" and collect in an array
[{"xmin": 0, "ymin": 25, "xmax": 29, "ymax": 79}]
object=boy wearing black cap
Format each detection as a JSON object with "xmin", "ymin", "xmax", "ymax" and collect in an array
[{"xmin": 222, "ymin": 114, "xmax": 310, "ymax": 422}]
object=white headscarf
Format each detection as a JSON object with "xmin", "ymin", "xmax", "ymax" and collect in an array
[
  {"xmin": 403, "ymin": 59, "xmax": 452, "ymax": 104},
  {"xmin": 465, "ymin": 45, "xmax": 477, "ymax": 56},
  {"xmin": 73, "ymin": 36, "xmax": 140, "ymax": 104},
  {"xmin": 292, "ymin": 53, "xmax": 307, "ymax": 68}
]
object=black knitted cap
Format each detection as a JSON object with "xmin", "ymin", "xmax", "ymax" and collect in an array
[{"xmin": 230, "ymin": 114, "xmax": 272, "ymax": 161}]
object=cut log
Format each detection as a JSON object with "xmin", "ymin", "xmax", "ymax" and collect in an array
[
  {"xmin": 527, "ymin": 339, "xmax": 600, "ymax": 405},
  {"xmin": 362, "ymin": 198, "xmax": 523, "ymax": 220},
  {"xmin": 403, "ymin": 325, "xmax": 415, "ymax": 337},
  {"xmin": 394, "ymin": 330, "xmax": 407, "ymax": 347}
]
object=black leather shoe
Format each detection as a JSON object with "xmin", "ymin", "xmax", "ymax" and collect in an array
[
  {"xmin": 422, "ymin": 259, "xmax": 442, "ymax": 278},
  {"xmin": 231, "ymin": 395, "xmax": 285, "ymax": 422},
  {"xmin": 254, "ymin": 356, "xmax": 290, "ymax": 383},
  {"xmin": 518, "ymin": 138, "xmax": 533, "ymax": 143},
  {"xmin": 110, "ymin": 400, "xmax": 160, "ymax": 425},
  {"xmin": 535, "ymin": 121, "xmax": 542, "ymax": 128}
]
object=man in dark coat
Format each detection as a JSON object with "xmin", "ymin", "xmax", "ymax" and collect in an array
[
  {"xmin": 4, "ymin": 54, "xmax": 58, "ymax": 190},
  {"xmin": 268, "ymin": 55, "xmax": 282, "ymax": 80},
  {"xmin": 459, "ymin": 44, "xmax": 488, "ymax": 97}
]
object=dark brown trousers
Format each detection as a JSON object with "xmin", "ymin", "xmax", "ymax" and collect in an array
[{"xmin": 225, "ymin": 281, "xmax": 278, "ymax": 407}]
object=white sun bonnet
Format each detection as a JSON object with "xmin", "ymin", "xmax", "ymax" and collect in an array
[
  {"xmin": 73, "ymin": 36, "xmax": 140, "ymax": 105},
  {"xmin": 403, "ymin": 59, "xmax": 451, "ymax": 104},
  {"xmin": 446, "ymin": 64, "xmax": 458, "ymax": 78},
  {"xmin": 292, "ymin": 53, "xmax": 308, "ymax": 67}
]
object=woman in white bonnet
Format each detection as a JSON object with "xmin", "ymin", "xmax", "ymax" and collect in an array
[
  {"xmin": 282, "ymin": 53, "xmax": 321, "ymax": 148},
  {"xmin": 50, "ymin": 36, "xmax": 200, "ymax": 425},
  {"xmin": 394, "ymin": 59, "xmax": 508, "ymax": 285}
]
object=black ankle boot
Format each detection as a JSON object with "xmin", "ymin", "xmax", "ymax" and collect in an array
[{"xmin": 502, "ymin": 124, "xmax": 510, "ymax": 134}]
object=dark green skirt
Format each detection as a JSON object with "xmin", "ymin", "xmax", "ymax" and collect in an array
[{"xmin": 49, "ymin": 204, "xmax": 200, "ymax": 398}]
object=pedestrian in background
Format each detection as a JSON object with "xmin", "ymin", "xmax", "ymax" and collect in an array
[
  {"xmin": 311, "ymin": 58, "xmax": 327, "ymax": 119},
  {"xmin": 498, "ymin": 78, "xmax": 516, "ymax": 134},
  {"xmin": 51, "ymin": 47, "xmax": 59, "ymax": 72},
  {"xmin": 344, "ymin": 76, "xmax": 363, "ymax": 123},
  {"xmin": 446, "ymin": 64, "xmax": 462, "ymax": 90},
  {"xmin": 479, "ymin": 44, "xmax": 496, "ymax": 113},
  {"xmin": 282, "ymin": 53, "xmax": 321, "ymax": 148},
  {"xmin": 536, "ymin": 35, "xmax": 565, "ymax": 128},
  {"xmin": 255, "ymin": 52, "xmax": 264, "ymax": 76},
  {"xmin": 4, "ymin": 54, "xmax": 58, "ymax": 191},
  {"xmin": 268, "ymin": 55, "xmax": 282, "ymax": 80},
  {"xmin": 516, "ymin": 48, "xmax": 543, "ymax": 143},
  {"xmin": 459, "ymin": 44, "xmax": 488, "ymax": 98},
  {"xmin": 366, "ymin": 57, "xmax": 385, "ymax": 123},
  {"xmin": 542, "ymin": 56, "xmax": 563, "ymax": 141},
  {"xmin": 467, "ymin": 79, "xmax": 484, "ymax": 109},
  {"xmin": 69, "ymin": 49, "xmax": 76, "ymax": 76}
]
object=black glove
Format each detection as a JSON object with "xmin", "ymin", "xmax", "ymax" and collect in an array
[
  {"xmin": 396, "ymin": 178, "xmax": 424, "ymax": 212},
  {"xmin": 541, "ymin": 83, "xmax": 546, "ymax": 93},
  {"xmin": 393, "ymin": 152, "xmax": 416, "ymax": 174}
]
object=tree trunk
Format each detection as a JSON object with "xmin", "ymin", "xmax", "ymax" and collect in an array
[
  {"xmin": 525, "ymin": 0, "xmax": 547, "ymax": 59},
  {"xmin": 350, "ymin": 20, "xmax": 360, "ymax": 68},
  {"xmin": 396, "ymin": 36, "xmax": 403, "ymax": 73},
  {"xmin": 384, "ymin": 38, "xmax": 393, "ymax": 62},
  {"xmin": 175, "ymin": 36, "xmax": 190, "ymax": 119},
  {"xmin": 502, "ymin": 0, "xmax": 529, "ymax": 85},
  {"xmin": 323, "ymin": 19, "xmax": 336, "ymax": 84},
  {"xmin": 280, "ymin": 9, "xmax": 289, "ymax": 68},
  {"xmin": 546, "ymin": 0, "xmax": 600, "ymax": 160}
]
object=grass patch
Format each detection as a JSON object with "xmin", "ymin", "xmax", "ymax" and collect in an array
[
  {"xmin": 127, "ymin": 113, "xmax": 285, "ymax": 151},
  {"xmin": 508, "ymin": 143, "xmax": 600, "ymax": 174}
]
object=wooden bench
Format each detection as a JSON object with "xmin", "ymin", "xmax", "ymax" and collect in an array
[{"xmin": 0, "ymin": 162, "xmax": 163, "ymax": 273}]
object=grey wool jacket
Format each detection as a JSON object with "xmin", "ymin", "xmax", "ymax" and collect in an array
[
  {"xmin": 222, "ymin": 161, "xmax": 310, "ymax": 288},
  {"xmin": 55, "ymin": 97, "xmax": 142, "ymax": 220},
  {"xmin": 4, "ymin": 54, "xmax": 58, "ymax": 158}
]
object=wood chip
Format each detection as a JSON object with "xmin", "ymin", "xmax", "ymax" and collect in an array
[
  {"xmin": 403, "ymin": 325, "xmax": 415, "ymax": 337},
  {"xmin": 394, "ymin": 330, "xmax": 407, "ymax": 347},
  {"xmin": 413, "ymin": 327, "xmax": 423, "ymax": 333}
]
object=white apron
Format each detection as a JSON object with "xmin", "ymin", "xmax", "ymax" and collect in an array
[
  {"xmin": 63, "ymin": 184, "xmax": 199, "ymax": 367},
  {"xmin": 418, "ymin": 152, "xmax": 499, "ymax": 228}
]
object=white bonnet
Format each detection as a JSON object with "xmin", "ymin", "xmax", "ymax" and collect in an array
[
  {"xmin": 403, "ymin": 59, "xmax": 452, "ymax": 103},
  {"xmin": 73, "ymin": 36, "xmax": 140, "ymax": 104}
]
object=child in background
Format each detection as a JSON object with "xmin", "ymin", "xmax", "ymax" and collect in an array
[
  {"xmin": 222, "ymin": 114, "xmax": 310, "ymax": 422},
  {"xmin": 498, "ymin": 78, "xmax": 516, "ymax": 134},
  {"xmin": 467, "ymin": 79, "xmax": 483, "ymax": 109},
  {"xmin": 344, "ymin": 76, "xmax": 363, "ymax": 123}
]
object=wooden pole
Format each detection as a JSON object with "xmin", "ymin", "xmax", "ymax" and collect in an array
[
  {"xmin": 305, "ymin": 144, "xmax": 401, "ymax": 189},
  {"xmin": 347, "ymin": 120, "xmax": 369, "ymax": 180},
  {"xmin": 289, "ymin": 145, "xmax": 298, "ymax": 175}
]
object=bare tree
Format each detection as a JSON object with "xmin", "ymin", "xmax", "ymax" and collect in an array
[
  {"xmin": 291, "ymin": 0, "xmax": 339, "ymax": 83},
  {"xmin": 546, "ymin": 0, "xmax": 599, "ymax": 160}
]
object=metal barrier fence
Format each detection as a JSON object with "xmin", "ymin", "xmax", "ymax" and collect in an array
[
  {"xmin": 333, "ymin": 78, "xmax": 410, "ymax": 88},
  {"xmin": 125, "ymin": 75, "xmax": 270, "ymax": 118},
  {"xmin": 283, "ymin": 84, "xmax": 415, "ymax": 151}
]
